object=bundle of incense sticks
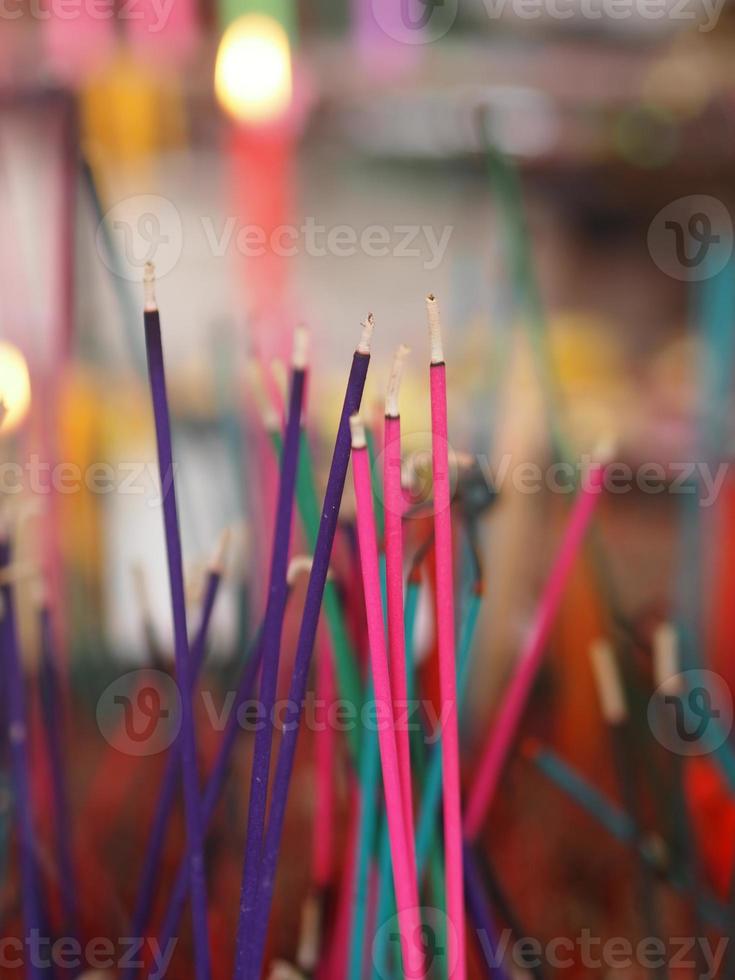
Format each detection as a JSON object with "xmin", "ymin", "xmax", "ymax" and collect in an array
[{"xmin": 4, "ymin": 252, "xmax": 731, "ymax": 980}]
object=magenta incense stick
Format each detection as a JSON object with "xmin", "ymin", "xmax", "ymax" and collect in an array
[
  {"xmin": 142, "ymin": 264, "xmax": 210, "ymax": 980},
  {"xmin": 0, "ymin": 538, "xmax": 43, "ymax": 980},
  {"xmin": 383, "ymin": 345, "xmax": 416, "ymax": 881},
  {"xmin": 463, "ymin": 447, "xmax": 609, "ymax": 841},
  {"xmin": 125, "ymin": 535, "xmax": 228, "ymax": 973},
  {"xmin": 239, "ymin": 317, "xmax": 373, "ymax": 980},
  {"xmin": 426, "ymin": 294, "xmax": 467, "ymax": 980},
  {"xmin": 234, "ymin": 329, "xmax": 308, "ymax": 976},
  {"xmin": 351, "ymin": 413, "xmax": 423, "ymax": 978}
]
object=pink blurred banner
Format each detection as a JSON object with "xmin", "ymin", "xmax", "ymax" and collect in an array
[
  {"xmin": 127, "ymin": 0, "xmax": 199, "ymax": 63},
  {"xmin": 42, "ymin": 1, "xmax": 115, "ymax": 82}
]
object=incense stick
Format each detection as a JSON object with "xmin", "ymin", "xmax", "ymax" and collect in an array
[
  {"xmin": 426, "ymin": 293, "xmax": 466, "ymax": 979},
  {"xmin": 383, "ymin": 345, "xmax": 415, "ymax": 879},
  {"xmin": 234, "ymin": 329, "xmax": 307, "ymax": 976},
  {"xmin": 154, "ymin": 624, "xmax": 266, "ymax": 958},
  {"xmin": 241, "ymin": 318, "xmax": 373, "ymax": 980},
  {"xmin": 462, "ymin": 842, "xmax": 510, "ymax": 980},
  {"xmin": 142, "ymin": 263, "xmax": 210, "ymax": 980},
  {"xmin": 350, "ymin": 414, "xmax": 423, "ymax": 978},
  {"xmin": 38, "ymin": 600, "xmax": 78, "ymax": 938},
  {"xmin": 0, "ymin": 537, "xmax": 43, "ymax": 980},
  {"xmin": 263, "ymin": 376, "xmax": 363, "ymax": 762},
  {"xmin": 590, "ymin": 638, "xmax": 667, "ymax": 980},
  {"xmin": 464, "ymin": 446, "xmax": 609, "ymax": 840},
  {"xmin": 124, "ymin": 534, "xmax": 228, "ymax": 972}
]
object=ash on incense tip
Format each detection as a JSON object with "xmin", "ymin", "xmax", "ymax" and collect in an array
[
  {"xmin": 385, "ymin": 343, "xmax": 410, "ymax": 418},
  {"xmin": 287, "ymin": 554, "xmax": 318, "ymax": 585},
  {"xmin": 143, "ymin": 261, "xmax": 157, "ymax": 312},
  {"xmin": 357, "ymin": 313, "xmax": 374, "ymax": 354},
  {"xmin": 653, "ymin": 622, "xmax": 683, "ymax": 696},
  {"xmin": 292, "ymin": 325, "xmax": 309, "ymax": 370},
  {"xmin": 349, "ymin": 413, "xmax": 367, "ymax": 449},
  {"xmin": 589, "ymin": 638, "xmax": 628, "ymax": 726},
  {"xmin": 425, "ymin": 292, "xmax": 444, "ymax": 364}
]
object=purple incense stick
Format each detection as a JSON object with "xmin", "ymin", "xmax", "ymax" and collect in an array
[
  {"xmin": 239, "ymin": 318, "xmax": 373, "ymax": 980},
  {"xmin": 142, "ymin": 264, "xmax": 210, "ymax": 980},
  {"xmin": 124, "ymin": 545, "xmax": 226, "ymax": 978},
  {"xmin": 463, "ymin": 842, "xmax": 510, "ymax": 980},
  {"xmin": 38, "ymin": 603, "xmax": 78, "ymax": 939},
  {"xmin": 0, "ymin": 537, "xmax": 43, "ymax": 980},
  {"xmin": 233, "ymin": 330, "xmax": 307, "ymax": 976},
  {"xmin": 152, "ymin": 627, "xmax": 265, "ymax": 968}
]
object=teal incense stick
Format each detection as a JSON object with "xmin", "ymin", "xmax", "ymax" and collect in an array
[{"xmin": 142, "ymin": 265, "xmax": 210, "ymax": 980}]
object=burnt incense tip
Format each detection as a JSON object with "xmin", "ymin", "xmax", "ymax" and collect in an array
[
  {"xmin": 143, "ymin": 262, "xmax": 157, "ymax": 312},
  {"xmin": 210, "ymin": 527, "xmax": 232, "ymax": 575},
  {"xmin": 589, "ymin": 638, "xmax": 628, "ymax": 726},
  {"xmin": 357, "ymin": 314, "xmax": 374, "ymax": 355},
  {"xmin": 653, "ymin": 622, "xmax": 682, "ymax": 696},
  {"xmin": 349, "ymin": 414, "xmax": 367, "ymax": 450},
  {"xmin": 425, "ymin": 293, "xmax": 444, "ymax": 364},
  {"xmin": 292, "ymin": 326, "xmax": 309, "ymax": 371},
  {"xmin": 385, "ymin": 344, "xmax": 410, "ymax": 418}
]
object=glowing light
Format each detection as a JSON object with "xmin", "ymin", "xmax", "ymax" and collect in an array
[
  {"xmin": 215, "ymin": 14, "xmax": 292, "ymax": 125},
  {"xmin": 0, "ymin": 342, "xmax": 31, "ymax": 435}
]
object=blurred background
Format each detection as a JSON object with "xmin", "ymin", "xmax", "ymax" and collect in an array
[{"xmin": 2, "ymin": 0, "xmax": 735, "ymax": 976}]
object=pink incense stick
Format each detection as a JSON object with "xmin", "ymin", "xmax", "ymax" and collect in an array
[
  {"xmin": 350, "ymin": 414, "xmax": 423, "ymax": 979},
  {"xmin": 426, "ymin": 294, "xmax": 466, "ymax": 980},
  {"xmin": 463, "ymin": 450, "xmax": 610, "ymax": 841},
  {"xmin": 383, "ymin": 345, "xmax": 416, "ymax": 884}
]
